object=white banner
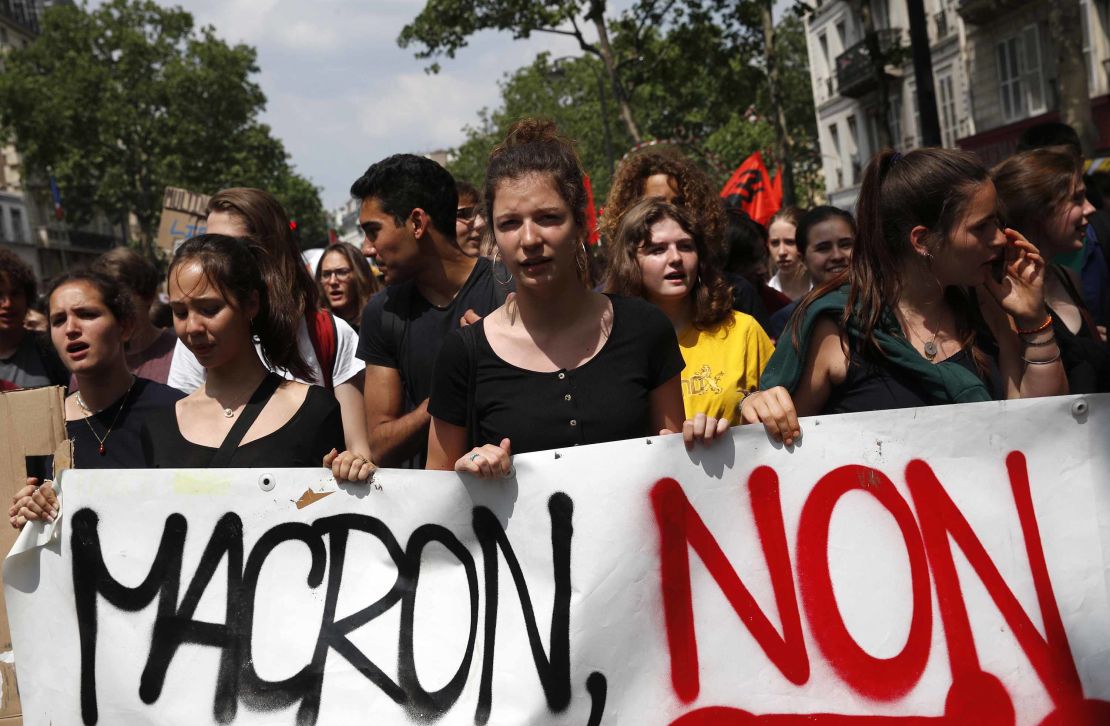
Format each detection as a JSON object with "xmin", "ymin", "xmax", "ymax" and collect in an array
[{"xmin": 5, "ymin": 394, "xmax": 1110, "ymax": 725}]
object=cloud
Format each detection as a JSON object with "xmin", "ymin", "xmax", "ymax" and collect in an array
[{"xmin": 92, "ymin": 0, "xmax": 599, "ymax": 207}]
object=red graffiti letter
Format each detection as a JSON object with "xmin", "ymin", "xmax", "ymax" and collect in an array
[
  {"xmin": 796, "ymin": 465, "xmax": 932, "ymax": 700},
  {"xmin": 651, "ymin": 469, "xmax": 809, "ymax": 703},
  {"xmin": 904, "ymin": 453, "xmax": 1084, "ymax": 708}
]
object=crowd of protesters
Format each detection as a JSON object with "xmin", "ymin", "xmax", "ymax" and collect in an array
[{"xmin": 4, "ymin": 117, "xmax": 1109, "ymax": 526}]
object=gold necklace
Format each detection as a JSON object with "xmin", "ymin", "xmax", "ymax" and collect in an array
[{"xmin": 76, "ymin": 376, "xmax": 136, "ymax": 456}]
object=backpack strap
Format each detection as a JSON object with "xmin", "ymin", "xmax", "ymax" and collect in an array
[
  {"xmin": 209, "ymin": 373, "xmax": 283, "ymax": 467},
  {"xmin": 305, "ymin": 309, "xmax": 338, "ymax": 389}
]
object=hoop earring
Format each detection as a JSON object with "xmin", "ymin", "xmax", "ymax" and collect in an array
[{"xmin": 492, "ymin": 245, "xmax": 513, "ymax": 287}]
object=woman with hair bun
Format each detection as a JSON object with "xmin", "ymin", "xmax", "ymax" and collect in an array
[
  {"xmin": 142, "ymin": 234, "xmax": 372, "ymax": 480},
  {"xmin": 992, "ymin": 147, "xmax": 1110, "ymax": 392},
  {"xmin": 605, "ymin": 197, "xmax": 773, "ymax": 424},
  {"xmin": 742, "ymin": 148, "xmax": 1066, "ymax": 444},
  {"xmin": 426, "ymin": 119, "xmax": 729, "ymax": 478}
]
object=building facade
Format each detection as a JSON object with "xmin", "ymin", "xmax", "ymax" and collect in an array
[{"xmin": 805, "ymin": 0, "xmax": 1110, "ymax": 210}]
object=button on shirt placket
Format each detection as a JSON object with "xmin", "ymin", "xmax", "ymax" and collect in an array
[{"xmin": 557, "ymin": 370, "xmax": 583, "ymax": 445}]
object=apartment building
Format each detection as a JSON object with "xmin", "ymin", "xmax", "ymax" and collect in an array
[{"xmin": 805, "ymin": 0, "xmax": 1110, "ymax": 210}]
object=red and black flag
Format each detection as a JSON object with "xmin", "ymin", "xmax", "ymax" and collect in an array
[{"xmin": 720, "ymin": 151, "xmax": 782, "ymax": 226}]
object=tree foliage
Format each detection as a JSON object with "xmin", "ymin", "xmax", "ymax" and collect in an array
[
  {"xmin": 0, "ymin": 0, "xmax": 326, "ymax": 251},
  {"xmin": 445, "ymin": 7, "xmax": 822, "ymax": 206}
]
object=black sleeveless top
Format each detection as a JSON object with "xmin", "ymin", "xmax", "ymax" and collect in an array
[
  {"xmin": 824, "ymin": 344, "xmax": 1001, "ymax": 415},
  {"xmin": 1047, "ymin": 265, "xmax": 1110, "ymax": 394}
]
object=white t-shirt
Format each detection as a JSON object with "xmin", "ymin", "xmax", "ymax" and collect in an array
[
  {"xmin": 767, "ymin": 272, "xmax": 813, "ymax": 295},
  {"xmin": 166, "ymin": 315, "xmax": 362, "ymax": 393}
]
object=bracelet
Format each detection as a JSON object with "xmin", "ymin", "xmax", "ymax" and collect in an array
[
  {"xmin": 738, "ymin": 390, "xmax": 757, "ymax": 420},
  {"xmin": 1021, "ymin": 352, "xmax": 1062, "ymax": 366},
  {"xmin": 1022, "ymin": 333, "xmax": 1057, "ymax": 348},
  {"xmin": 1017, "ymin": 315, "xmax": 1053, "ymax": 336}
]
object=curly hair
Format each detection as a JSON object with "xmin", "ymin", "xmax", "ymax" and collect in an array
[
  {"xmin": 603, "ymin": 198, "xmax": 734, "ymax": 331},
  {"xmin": 0, "ymin": 247, "xmax": 36, "ymax": 303},
  {"xmin": 600, "ymin": 150, "xmax": 726, "ymax": 257}
]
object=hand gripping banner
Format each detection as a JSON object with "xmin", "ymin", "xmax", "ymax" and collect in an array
[{"xmin": 6, "ymin": 395, "xmax": 1110, "ymax": 725}]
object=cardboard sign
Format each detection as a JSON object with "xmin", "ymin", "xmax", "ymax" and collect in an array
[
  {"xmin": 0, "ymin": 386, "xmax": 69, "ymax": 724},
  {"xmin": 155, "ymin": 187, "xmax": 210, "ymax": 253},
  {"xmin": 5, "ymin": 394, "xmax": 1110, "ymax": 725}
]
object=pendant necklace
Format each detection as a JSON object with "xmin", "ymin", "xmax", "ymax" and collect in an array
[{"xmin": 76, "ymin": 376, "xmax": 137, "ymax": 456}]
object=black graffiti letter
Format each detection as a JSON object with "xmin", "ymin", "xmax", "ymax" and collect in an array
[
  {"xmin": 237, "ymin": 522, "xmax": 327, "ymax": 725},
  {"xmin": 139, "ymin": 512, "xmax": 245, "ymax": 723},
  {"xmin": 473, "ymin": 492, "xmax": 573, "ymax": 724},
  {"xmin": 397, "ymin": 524, "xmax": 479, "ymax": 720},
  {"xmin": 72, "ymin": 508, "xmax": 188, "ymax": 725}
]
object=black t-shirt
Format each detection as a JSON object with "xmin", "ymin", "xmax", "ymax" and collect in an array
[
  {"xmin": 429, "ymin": 295, "xmax": 685, "ymax": 455},
  {"xmin": 140, "ymin": 385, "xmax": 344, "ymax": 468},
  {"xmin": 1047, "ymin": 265, "xmax": 1110, "ymax": 394},
  {"xmin": 356, "ymin": 257, "xmax": 505, "ymax": 466},
  {"xmin": 66, "ymin": 378, "xmax": 184, "ymax": 469}
]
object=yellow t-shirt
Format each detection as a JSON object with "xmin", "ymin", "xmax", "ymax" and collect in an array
[{"xmin": 678, "ymin": 311, "xmax": 774, "ymax": 424}]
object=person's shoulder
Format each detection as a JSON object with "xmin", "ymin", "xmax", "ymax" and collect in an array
[
  {"xmin": 609, "ymin": 294, "xmax": 671, "ymax": 330},
  {"xmin": 302, "ymin": 381, "xmax": 341, "ymax": 416},
  {"xmin": 135, "ymin": 377, "xmax": 187, "ymax": 405}
]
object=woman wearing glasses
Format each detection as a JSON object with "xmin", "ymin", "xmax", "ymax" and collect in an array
[
  {"xmin": 315, "ymin": 243, "xmax": 381, "ymax": 332},
  {"xmin": 455, "ymin": 180, "xmax": 489, "ymax": 258}
]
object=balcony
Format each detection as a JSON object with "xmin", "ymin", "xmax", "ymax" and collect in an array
[
  {"xmin": 957, "ymin": 0, "xmax": 1037, "ymax": 26},
  {"xmin": 835, "ymin": 29, "xmax": 904, "ymax": 100},
  {"xmin": 0, "ymin": 0, "xmax": 40, "ymax": 35}
]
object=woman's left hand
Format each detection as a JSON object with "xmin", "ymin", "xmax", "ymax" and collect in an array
[
  {"xmin": 661, "ymin": 413, "xmax": 730, "ymax": 450},
  {"xmin": 983, "ymin": 229, "xmax": 1048, "ymax": 328},
  {"xmin": 324, "ymin": 449, "xmax": 376, "ymax": 482}
]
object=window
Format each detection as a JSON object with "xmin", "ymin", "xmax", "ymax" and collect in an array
[
  {"xmin": 10, "ymin": 208, "xmax": 23, "ymax": 242},
  {"xmin": 937, "ymin": 69, "xmax": 957, "ymax": 147},
  {"xmin": 871, "ymin": 0, "xmax": 889, "ymax": 30},
  {"xmin": 996, "ymin": 26, "xmax": 1046, "ymax": 123},
  {"xmin": 889, "ymin": 91, "xmax": 903, "ymax": 150},
  {"xmin": 904, "ymin": 80, "xmax": 921, "ymax": 147},
  {"xmin": 835, "ymin": 20, "xmax": 847, "ymax": 50},
  {"xmin": 819, "ymin": 31, "xmax": 830, "ymax": 66},
  {"xmin": 829, "ymin": 124, "xmax": 844, "ymax": 189},
  {"xmin": 935, "ymin": 10, "xmax": 949, "ymax": 40},
  {"xmin": 847, "ymin": 114, "xmax": 861, "ymax": 185}
]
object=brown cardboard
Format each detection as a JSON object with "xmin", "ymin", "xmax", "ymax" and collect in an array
[
  {"xmin": 155, "ymin": 186, "xmax": 210, "ymax": 253},
  {"xmin": 0, "ymin": 386, "xmax": 68, "ymax": 723}
]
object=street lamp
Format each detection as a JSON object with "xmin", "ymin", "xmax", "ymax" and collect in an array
[{"xmin": 551, "ymin": 56, "xmax": 616, "ymax": 176}]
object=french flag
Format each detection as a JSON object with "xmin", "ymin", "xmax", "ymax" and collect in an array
[{"xmin": 49, "ymin": 175, "xmax": 64, "ymax": 221}]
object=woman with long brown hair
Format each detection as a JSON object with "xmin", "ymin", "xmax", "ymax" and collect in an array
[
  {"xmin": 315, "ymin": 242, "xmax": 380, "ymax": 332},
  {"xmin": 167, "ymin": 188, "xmax": 370, "ymax": 464},
  {"xmin": 426, "ymin": 120, "xmax": 729, "ymax": 478},
  {"xmin": 993, "ymin": 147, "xmax": 1110, "ymax": 392},
  {"xmin": 741, "ymin": 148, "xmax": 1067, "ymax": 444},
  {"xmin": 605, "ymin": 197, "xmax": 773, "ymax": 424},
  {"xmin": 144, "ymin": 234, "xmax": 371, "ymax": 479}
]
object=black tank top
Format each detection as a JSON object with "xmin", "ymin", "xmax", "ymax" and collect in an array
[
  {"xmin": 824, "ymin": 346, "xmax": 1000, "ymax": 415},
  {"xmin": 1048, "ymin": 265, "xmax": 1110, "ymax": 393}
]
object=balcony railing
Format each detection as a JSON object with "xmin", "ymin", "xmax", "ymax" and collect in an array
[
  {"xmin": 835, "ymin": 29, "xmax": 904, "ymax": 99},
  {"xmin": 0, "ymin": 0, "xmax": 40, "ymax": 35}
]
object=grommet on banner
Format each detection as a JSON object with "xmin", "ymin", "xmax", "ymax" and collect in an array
[
  {"xmin": 1071, "ymin": 398, "xmax": 1088, "ymax": 418},
  {"xmin": 258, "ymin": 473, "xmax": 276, "ymax": 491}
]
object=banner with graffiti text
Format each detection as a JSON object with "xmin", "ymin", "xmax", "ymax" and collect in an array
[{"xmin": 6, "ymin": 395, "xmax": 1110, "ymax": 725}]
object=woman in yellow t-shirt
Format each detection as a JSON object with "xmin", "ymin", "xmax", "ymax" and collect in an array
[{"xmin": 604, "ymin": 198, "xmax": 774, "ymax": 423}]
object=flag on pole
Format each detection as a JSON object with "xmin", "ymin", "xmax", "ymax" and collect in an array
[
  {"xmin": 49, "ymin": 175, "xmax": 64, "ymax": 221},
  {"xmin": 720, "ymin": 151, "xmax": 781, "ymax": 226},
  {"xmin": 583, "ymin": 174, "xmax": 600, "ymax": 245}
]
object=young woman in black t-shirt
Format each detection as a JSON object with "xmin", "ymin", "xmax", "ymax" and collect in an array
[
  {"xmin": 426, "ymin": 119, "xmax": 729, "ymax": 478},
  {"xmin": 141, "ymin": 234, "xmax": 371, "ymax": 477},
  {"xmin": 10, "ymin": 271, "xmax": 183, "ymax": 528}
]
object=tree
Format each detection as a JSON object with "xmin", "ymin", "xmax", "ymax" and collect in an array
[
  {"xmin": 0, "ymin": 0, "xmax": 324, "ymax": 253},
  {"xmin": 445, "ymin": 10, "xmax": 823, "ymax": 207},
  {"xmin": 398, "ymin": 0, "xmax": 681, "ymax": 143}
]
